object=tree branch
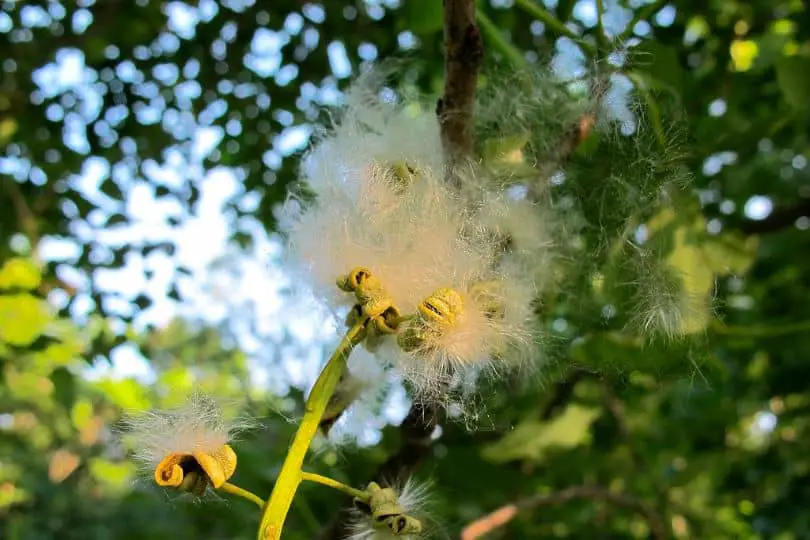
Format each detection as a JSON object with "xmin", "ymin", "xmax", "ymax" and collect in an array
[
  {"xmin": 4, "ymin": 178, "xmax": 40, "ymax": 247},
  {"xmin": 437, "ymin": 0, "xmax": 483, "ymax": 174},
  {"xmin": 460, "ymin": 485, "xmax": 669, "ymax": 540}
]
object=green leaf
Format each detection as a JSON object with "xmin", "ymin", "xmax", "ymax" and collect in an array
[
  {"xmin": 0, "ymin": 294, "xmax": 51, "ymax": 346},
  {"xmin": 0, "ymin": 258, "xmax": 41, "ymax": 290},
  {"xmin": 700, "ymin": 232, "xmax": 759, "ymax": 276},
  {"xmin": 89, "ymin": 458, "xmax": 136, "ymax": 493},
  {"xmin": 71, "ymin": 398, "xmax": 94, "ymax": 430},
  {"xmin": 775, "ymin": 55, "xmax": 810, "ymax": 109},
  {"xmin": 631, "ymin": 41, "xmax": 684, "ymax": 95},
  {"xmin": 50, "ymin": 367, "xmax": 76, "ymax": 409},
  {"xmin": 481, "ymin": 405, "xmax": 601, "ymax": 463},
  {"xmin": 482, "ymin": 133, "xmax": 530, "ymax": 163},
  {"xmin": 95, "ymin": 378, "xmax": 151, "ymax": 410}
]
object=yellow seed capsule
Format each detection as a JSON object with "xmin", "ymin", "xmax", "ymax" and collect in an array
[
  {"xmin": 336, "ymin": 267, "xmax": 372, "ymax": 292},
  {"xmin": 153, "ymin": 444, "xmax": 237, "ymax": 493},
  {"xmin": 417, "ymin": 287, "xmax": 465, "ymax": 329},
  {"xmin": 356, "ymin": 274, "xmax": 394, "ymax": 319}
]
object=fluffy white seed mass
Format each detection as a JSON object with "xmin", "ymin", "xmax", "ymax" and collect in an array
[
  {"xmin": 120, "ymin": 393, "xmax": 251, "ymax": 477},
  {"xmin": 280, "ymin": 72, "xmax": 547, "ymax": 401}
]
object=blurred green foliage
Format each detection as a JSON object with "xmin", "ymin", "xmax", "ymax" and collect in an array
[{"xmin": 1, "ymin": 0, "xmax": 810, "ymax": 539}]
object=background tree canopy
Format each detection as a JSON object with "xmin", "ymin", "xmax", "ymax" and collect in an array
[{"xmin": 2, "ymin": 0, "xmax": 810, "ymax": 539}]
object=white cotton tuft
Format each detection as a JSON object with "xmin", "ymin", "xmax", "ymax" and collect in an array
[
  {"xmin": 626, "ymin": 259, "xmax": 713, "ymax": 342},
  {"xmin": 280, "ymin": 70, "xmax": 546, "ymax": 403},
  {"xmin": 119, "ymin": 393, "xmax": 253, "ymax": 474}
]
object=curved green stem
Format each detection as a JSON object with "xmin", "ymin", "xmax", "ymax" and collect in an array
[
  {"xmin": 220, "ymin": 482, "xmax": 265, "ymax": 509},
  {"xmin": 301, "ymin": 471, "xmax": 370, "ymax": 502},
  {"xmin": 391, "ymin": 313, "xmax": 417, "ymax": 327},
  {"xmin": 476, "ymin": 9, "xmax": 527, "ymax": 68},
  {"xmin": 257, "ymin": 320, "xmax": 368, "ymax": 539},
  {"xmin": 617, "ymin": 0, "xmax": 667, "ymax": 44},
  {"xmin": 513, "ymin": 0, "xmax": 597, "ymax": 56}
]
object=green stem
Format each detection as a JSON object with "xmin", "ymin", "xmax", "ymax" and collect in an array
[
  {"xmin": 476, "ymin": 9, "xmax": 527, "ymax": 68},
  {"xmin": 713, "ymin": 320, "xmax": 810, "ymax": 338},
  {"xmin": 513, "ymin": 0, "xmax": 597, "ymax": 56},
  {"xmin": 219, "ymin": 482, "xmax": 265, "ymax": 509},
  {"xmin": 389, "ymin": 313, "xmax": 417, "ymax": 329},
  {"xmin": 293, "ymin": 493, "xmax": 321, "ymax": 535},
  {"xmin": 257, "ymin": 320, "xmax": 367, "ymax": 540},
  {"xmin": 625, "ymin": 71, "xmax": 666, "ymax": 148},
  {"xmin": 301, "ymin": 471, "xmax": 370, "ymax": 502}
]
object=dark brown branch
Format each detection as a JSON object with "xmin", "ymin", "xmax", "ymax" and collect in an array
[
  {"xmin": 375, "ymin": 401, "xmax": 441, "ymax": 480},
  {"xmin": 460, "ymin": 485, "xmax": 669, "ymax": 540},
  {"xmin": 541, "ymin": 369, "xmax": 590, "ymax": 420},
  {"xmin": 324, "ymin": 7, "xmax": 482, "ymax": 537},
  {"xmin": 437, "ymin": 0, "xmax": 483, "ymax": 174},
  {"xmin": 737, "ymin": 198, "xmax": 810, "ymax": 235}
]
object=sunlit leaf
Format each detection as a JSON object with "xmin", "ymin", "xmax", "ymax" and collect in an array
[
  {"xmin": 89, "ymin": 458, "xmax": 135, "ymax": 494},
  {"xmin": 482, "ymin": 405, "xmax": 601, "ymax": 463},
  {"xmin": 0, "ymin": 258, "xmax": 41, "ymax": 290},
  {"xmin": 730, "ymin": 40, "xmax": 759, "ymax": 71},
  {"xmin": 0, "ymin": 294, "xmax": 51, "ymax": 347},
  {"xmin": 95, "ymin": 378, "xmax": 151, "ymax": 410}
]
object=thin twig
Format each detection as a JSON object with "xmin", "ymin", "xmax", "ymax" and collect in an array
[
  {"xmin": 712, "ymin": 319, "xmax": 810, "ymax": 338},
  {"xmin": 4, "ymin": 178, "xmax": 40, "ymax": 247},
  {"xmin": 460, "ymin": 485, "xmax": 669, "ymax": 540},
  {"xmin": 602, "ymin": 384, "xmax": 631, "ymax": 439},
  {"xmin": 475, "ymin": 8, "xmax": 526, "ymax": 67},
  {"xmin": 616, "ymin": 0, "xmax": 668, "ymax": 44},
  {"xmin": 595, "ymin": 0, "xmax": 610, "ymax": 49},
  {"xmin": 438, "ymin": 0, "xmax": 483, "ymax": 175}
]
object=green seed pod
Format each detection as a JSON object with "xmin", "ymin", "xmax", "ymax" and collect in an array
[
  {"xmin": 397, "ymin": 322, "xmax": 428, "ymax": 352},
  {"xmin": 469, "ymin": 280, "xmax": 505, "ymax": 319},
  {"xmin": 366, "ymin": 482, "xmax": 423, "ymax": 536},
  {"xmin": 389, "ymin": 161, "xmax": 419, "ymax": 193},
  {"xmin": 177, "ymin": 468, "xmax": 208, "ymax": 496}
]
